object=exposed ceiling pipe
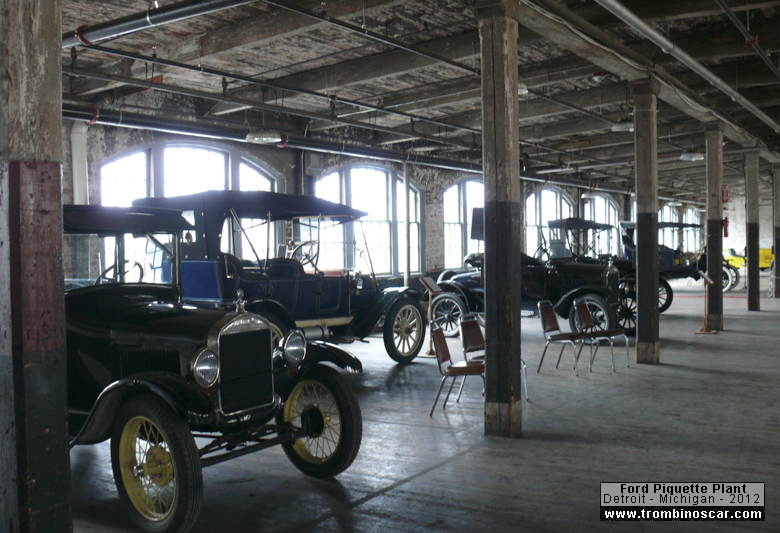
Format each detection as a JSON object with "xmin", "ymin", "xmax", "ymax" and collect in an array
[
  {"xmin": 593, "ymin": 0, "xmax": 780, "ymax": 135},
  {"xmin": 714, "ymin": 0, "xmax": 780, "ymax": 83},
  {"xmin": 62, "ymin": 0, "xmax": 259, "ymax": 48},
  {"xmin": 61, "ymin": 104, "xmax": 702, "ymax": 204}
]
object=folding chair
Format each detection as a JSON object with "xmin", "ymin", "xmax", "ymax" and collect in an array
[
  {"xmin": 459, "ymin": 316, "xmax": 528, "ymax": 401},
  {"xmin": 429, "ymin": 325, "xmax": 484, "ymax": 416},
  {"xmin": 572, "ymin": 297, "xmax": 630, "ymax": 372},
  {"xmin": 536, "ymin": 300, "xmax": 586, "ymax": 374}
]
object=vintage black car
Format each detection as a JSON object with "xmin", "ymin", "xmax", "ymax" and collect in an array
[
  {"xmin": 133, "ymin": 191, "xmax": 426, "ymax": 363},
  {"xmin": 64, "ymin": 205, "xmax": 362, "ymax": 533},
  {"xmin": 432, "ymin": 251, "xmax": 621, "ymax": 336}
]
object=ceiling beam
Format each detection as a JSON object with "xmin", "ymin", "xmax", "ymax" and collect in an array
[
  {"xmin": 575, "ymin": 0, "xmax": 780, "ymax": 24},
  {"xmin": 516, "ymin": 0, "xmax": 780, "ymax": 162},
  {"xmin": 69, "ymin": 0, "xmax": 404, "ymax": 95}
]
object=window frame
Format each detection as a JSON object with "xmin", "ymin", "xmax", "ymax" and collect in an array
[
  {"xmin": 314, "ymin": 164, "xmax": 423, "ymax": 276},
  {"xmin": 525, "ymin": 186, "xmax": 574, "ymax": 255},
  {"xmin": 442, "ymin": 178, "xmax": 484, "ymax": 269}
]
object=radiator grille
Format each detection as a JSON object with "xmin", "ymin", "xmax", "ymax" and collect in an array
[{"xmin": 218, "ymin": 329, "xmax": 273, "ymax": 414}]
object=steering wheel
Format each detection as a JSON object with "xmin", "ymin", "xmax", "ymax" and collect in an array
[
  {"xmin": 95, "ymin": 261, "xmax": 144, "ymax": 285},
  {"xmin": 287, "ymin": 240, "xmax": 320, "ymax": 268}
]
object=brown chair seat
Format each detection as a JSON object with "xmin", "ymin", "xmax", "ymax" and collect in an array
[{"xmin": 447, "ymin": 360, "xmax": 486, "ymax": 375}]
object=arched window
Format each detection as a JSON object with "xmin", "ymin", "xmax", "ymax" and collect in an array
[
  {"xmin": 100, "ymin": 151, "xmax": 148, "ymax": 207},
  {"xmin": 525, "ymin": 187, "xmax": 573, "ymax": 255},
  {"xmin": 581, "ymin": 194, "xmax": 620, "ymax": 255},
  {"xmin": 682, "ymin": 207, "xmax": 702, "ymax": 252},
  {"xmin": 314, "ymin": 166, "xmax": 421, "ymax": 275},
  {"xmin": 100, "ymin": 143, "xmax": 278, "ymax": 261},
  {"xmin": 658, "ymin": 203, "xmax": 677, "ymax": 248},
  {"xmin": 443, "ymin": 179, "xmax": 484, "ymax": 268}
]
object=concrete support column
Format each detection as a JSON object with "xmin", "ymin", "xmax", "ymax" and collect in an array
[
  {"xmin": 745, "ymin": 151, "xmax": 760, "ymax": 311},
  {"xmin": 477, "ymin": 0, "xmax": 523, "ymax": 437},
  {"xmin": 773, "ymin": 165, "xmax": 780, "ymax": 298},
  {"xmin": 705, "ymin": 122, "xmax": 724, "ymax": 329},
  {"xmin": 0, "ymin": 1, "xmax": 71, "ymax": 530},
  {"xmin": 631, "ymin": 79, "xmax": 660, "ymax": 364}
]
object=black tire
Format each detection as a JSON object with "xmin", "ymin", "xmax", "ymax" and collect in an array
[
  {"xmin": 110, "ymin": 394, "xmax": 202, "ymax": 533},
  {"xmin": 383, "ymin": 297, "xmax": 425, "ymax": 364},
  {"xmin": 616, "ymin": 280, "xmax": 637, "ymax": 335},
  {"xmin": 658, "ymin": 278, "xmax": 674, "ymax": 313},
  {"xmin": 568, "ymin": 293, "xmax": 617, "ymax": 333},
  {"xmin": 722, "ymin": 267, "xmax": 735, "ymax": 293},
  {"xmin": 729, "ymin": 266, "xmax": 740, "ymax": 290},
  {"xmin": 430, "ymin": 293, "xmax": 467, "ymax": 337},
  {"xmin": 279, "ymin": 367, "xmax": 362, "ymax": 478}
]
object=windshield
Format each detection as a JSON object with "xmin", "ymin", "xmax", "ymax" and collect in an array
[{"xmin": 63, "ymin": 232, "xmax": 176, "ymax": 291}]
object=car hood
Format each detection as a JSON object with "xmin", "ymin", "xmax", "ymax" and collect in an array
[{"xmin": 66, "ymin": 284, "xmax": 235, "ymax": 344}]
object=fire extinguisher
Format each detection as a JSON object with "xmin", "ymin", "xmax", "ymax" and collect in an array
[
  {"xmin": 721, "ymin": 183, "xmax": 729, "ymax": 203},
  {"xmin": 723, "ymin": 216, "xmax": 729, "ymax": 238}
]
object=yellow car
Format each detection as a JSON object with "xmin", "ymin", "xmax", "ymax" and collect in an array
[{"xmin": 723, "ymin": 248, "xmax": 774, "ymax": 270}]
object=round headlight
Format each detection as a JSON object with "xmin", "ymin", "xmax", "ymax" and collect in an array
[
  {"xmin": 282, "ymin": 330, "xmax": 307, "ymax": 367},
  {"xmin": 192, "ymin": 349, "xmax": 219, "ymax": 388}
]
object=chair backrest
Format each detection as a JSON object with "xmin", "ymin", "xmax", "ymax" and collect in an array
[
  {"xmin": 537, "ymin": 300, "xmax": 561, "ymax": 336},
  {"xmin": 573, "ymin": 298, "xmax": 595, "ymax": 330},
  {"xmin": 460, "ymin": 317, "xmax": 485, "ymax": 353},
  {"xmin": 430, "ymin": 326, "xmax": 452, "ymax": 373}
]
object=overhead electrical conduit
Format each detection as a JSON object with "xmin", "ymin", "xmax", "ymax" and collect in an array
[
  {"xmin": 592, "ymin": 0, "xmax": 780, "ymax": 135},
  {"xmin": 61, "ymin": 104, "xmax": 702, "ymax": 204},
  {"xmin": 62, "ymin": 0, "xmax": 260, "ymax": 48}
]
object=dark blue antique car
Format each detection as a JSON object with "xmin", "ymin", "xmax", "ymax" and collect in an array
[
  {"xmin": 134, "ymin": 191, "xmax": 426, "ymax": 363},
  {"xmin": 432, "ymin": 251, "xmax": 621, "ymax": 337},
  {"xmin": 63, "ymin": 205, "xmax": 362, "ymax": 533}
]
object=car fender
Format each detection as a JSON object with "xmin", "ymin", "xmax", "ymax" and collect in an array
[
  {"xmin": 437, "ymin": 281, "xmax": 476, "ymax": 311},
  {"xmin": 275, "ymin": 342, "xmax": 362, "ymax": 399},
  {"xmin": 69, "ymin": 373, "xmax": 210, "ymax": 447},
  {"xmin": 246, "ymin": 299, "xmax": 295, "ymax": 330},
  {"xmin": 349, "ymin": 287, "xmax": 424, "ymax": 338},
  {"xmin": 553, "ymin": 286, "xmax": 612, "ymax": 317}
]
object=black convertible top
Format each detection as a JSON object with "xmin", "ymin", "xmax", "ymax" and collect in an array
[
  {"xmin": 63, "ymin": 205, "xmax": 193, "ymax": 234},
  {"xmin": 133, "ymin": 190, "xmax": 367, "ymax": 222},
  {"xmin": 548, "ymin": 217, "xmax": 613, "ymax": 231},
  {"xmin": 620, "ymin": 221, "xmax": 701, "ymax": 230}
]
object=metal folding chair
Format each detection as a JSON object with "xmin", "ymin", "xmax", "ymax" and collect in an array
[
  {"xmin": 536, "ymin": 300, "xmax": 587, "ymax": 374},
  {"xmin": 429, "ymin": 325, "xmax": 485, "ymax": 416},
  {"xmin": 459, "ymin": 316, "xmax": 528, "ymax": 401},
  {"xmin": 572, "ymin": 297, "xmax": 630, "ymax": 371}
]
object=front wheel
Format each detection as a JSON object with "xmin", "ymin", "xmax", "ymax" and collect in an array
[
  {"xmin": 383, "ymin": 298, "xmax": 425, "ymax": 363},
  {"xmin": 722, "ymin": 267, "xmax": 735, "ymax": 293},
  {"xmin": 568, "ymin": 293, "xmax": 617, "ymax": 333},
  {"xmin": 280, "ymin": 367, "xmax": 362, "ymax": 478},
  {"xmin": 111, "ymin": 394, "xmax": 202, "ymax": 533},
  {"xmin": 430, "ymin": 293, "xmax": 466, "ymax": 337},
  {"xmin": 658, "ymin": 278, "xmax": 674, "ymax": 313}
]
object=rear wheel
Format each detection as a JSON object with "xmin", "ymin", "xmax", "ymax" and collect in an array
[
  {"xmin": 384, "ymin": 298, "xmax": 425, "ymax": 364},
  {"xmin": 111, "ymin": 394, "xmax": 202, "ymax": 533},
  {"xmin": 722, "ymin": 267, "xmax": 735, "ymax": 293},
  {"xmin": 568, "ymin": 294, "xmax": 617, "ymax": 333},
  {"xmin": 430, "ymin": 293, "xmax": 466, "ymax": 337},
  {"xmin": 616, "ymin": 280, "xmax": 637, "ymax": 335},
  {"xmin": 280, "ymin": 367, "xmax": 362, "ymax": 478},
  {"xmin": 658, "ymin": 278, "xmax": 673, "ymax": 313}
]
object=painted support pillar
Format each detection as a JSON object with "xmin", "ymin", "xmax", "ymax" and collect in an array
[
  {"xmin": 0, "ymin": 1, "xmax": 71, "ymax": 530},
  {"xmin": 745, "ymin": 151, "xmax": 760, "ymax": 311},
  {"xmin": 774, "ymin": 165, "xmax": 780, "ymax": 298},
  {"xmin": 705, "ymin": 122, "xmax": 724, "ymax": 329},
  {"xmin": 631, "ymin": 79, "xmax": 660, "ymax": 364},
  {"xmin": 477, "ymin": 0, "xmax": 523, "ymax": 437}
]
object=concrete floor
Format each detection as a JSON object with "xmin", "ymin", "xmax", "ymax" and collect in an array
[{"xmin": 73, "ymin": 276, "xmax": 779, "ymax": 532}]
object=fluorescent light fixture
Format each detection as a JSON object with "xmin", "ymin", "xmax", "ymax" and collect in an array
[
  {"xmin": 580, "ymin": 191, "xmax": 600, "ymax": 199},
  {"xmin": 666, "ymin": 201, "xmax": 683, "ymax": 207},
  {"xmin": 610, "ymin": 121, "xmax": 634, "ymax": 132},
  {"xmin": 679, "ymin": 152, "xmax": 704, "ymax": 162},
  {"xmin": 517, "ymin": 82, "xmax": 529, "ymax": 95},
  {"xmin": 246, "ymin": 131, "xmax": 283, "ymax": 144}
]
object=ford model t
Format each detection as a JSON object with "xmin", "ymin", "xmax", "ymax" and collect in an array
[
  {"xmin": 64, "ymin": 205, "xmax": 362, "ymax": 532},
  {"xmin": 134, "ymin": 191, "xmax": 426, "ymax": 363}
]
